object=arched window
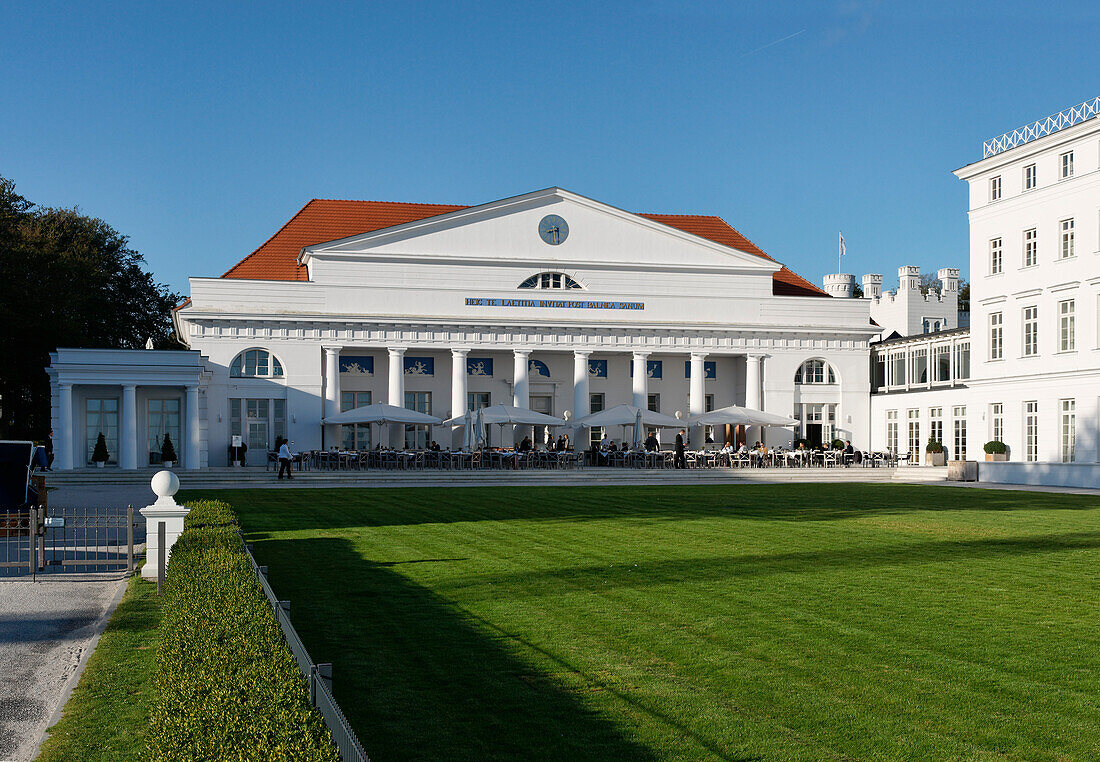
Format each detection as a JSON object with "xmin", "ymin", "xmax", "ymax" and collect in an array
[
  {"xmin": 794, "ymin": 359, "xmax": 835, "ymax": 385},
  {"xmin": 518, "ymin": 272, "xmax": 584, "ymax": 290},
  {"xmin": 229, "ymin": 349, "xmax": 284, "ymax": 378}
]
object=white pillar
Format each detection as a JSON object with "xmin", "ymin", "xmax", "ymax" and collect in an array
[
  {"xmin": 185, "ymin": 385, "xmax": 201, "ymax": 469},
  {"xmin": 57, "ymin": 383, "xmax": 74, "ymax": 470},
  {"xmin": 689, "ymin": 352, "xmax": 706, "ymax": 448},
  {"xmin": 323, "ymin": 346, "xmax": 341, "ymax": 449},
  {"xmin": 387, "ymin": 347, "xmax": 406, "ymax": 448},
  {"xmin": 512, "ymin": 349, "xmax": 531, "ymax": 445},
  {"xmin": 451, "ymin": 348, "xmax": 469, "ymax": 449},
  {"xmin": 631, "ymin": 351, "xmax": 649, "ymax": 410},
  {"xmin": 121, "ymin": 384, "xmax": 137, "ymax": 470},
  {"xmin": 745, "ymin": 354, "xmax": 762, "ymax": 446},
  {"xmin": 572, "ymin": 350, "xmax": 591, "ymax": 447}
]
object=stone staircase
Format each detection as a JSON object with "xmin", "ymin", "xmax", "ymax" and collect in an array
[
  {"xmin": 892, "ymin": 465, "xmax": 949, "ymax": 483},
  {"xmin": 46, "ymin": 466, "xmax": 905, "ymax": 489}
]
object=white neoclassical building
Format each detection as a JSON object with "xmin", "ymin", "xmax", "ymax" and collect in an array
[{"xmin": 47, "ymin": 187, "xmax": 879, "ymax": 468}]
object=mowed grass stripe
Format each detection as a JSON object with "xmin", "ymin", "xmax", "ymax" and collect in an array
[{"xmin": 184, "ymin": 484, "xmax": 1100, "ymax": 761}]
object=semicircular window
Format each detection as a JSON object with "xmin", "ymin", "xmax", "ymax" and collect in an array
[
  {"xmin": 230, "ymin": 348, "xmax": 284, "ymax": 378},
  {"xmin": 518, "ymin": 272, "xmax": 584, "ymax": 290},
  {"xmin": 794, "ymin": 359, "xmax": 835, "ymax": 385}
]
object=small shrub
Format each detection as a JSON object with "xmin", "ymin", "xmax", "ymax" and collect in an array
[
  {"xmin": 925, "ymin": 438, "xmax": 944, "ymax": 453},
  {"xmin": 149, "ymin": 502, "xmax": 338, "ymax": 761},
  {"xmin": 160, "ymin": 433, "xmax": 177, "ymax": 464},
  {"xmin": 831, "ymin": 438, "xmax": 846, "ymax": 450},
  {"xmin": 984, "ymin": 440, "xmax": 1007, "ymax": 454},
  {"xmin": 92, "ymin": 432, "xmax": 109, "ymax": 463}
]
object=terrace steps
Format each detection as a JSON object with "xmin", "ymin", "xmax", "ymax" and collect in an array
[{"xmin": 43, "ymin": 466, "xmax": 926, "ymax": 489}]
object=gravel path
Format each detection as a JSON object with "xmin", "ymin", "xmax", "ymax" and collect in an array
[{"xmin": 0, "ymin": 575, "xmax": 126, "ymax": 762}]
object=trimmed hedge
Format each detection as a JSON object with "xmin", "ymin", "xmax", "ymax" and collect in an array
[{"xmin": 149, "ymin": 500, "xmax": 338, "ymax": 761}]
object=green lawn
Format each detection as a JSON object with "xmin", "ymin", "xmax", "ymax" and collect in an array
[
  {"xmin": 37, "ymin": 576, "xmax": 162, "ymax": 762},
  {"xmin": 185, "ymin": 484, "xmax": 1100, "ymax": 761}
]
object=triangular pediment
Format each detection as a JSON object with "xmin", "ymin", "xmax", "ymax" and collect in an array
[{"xmin": 299, "ymin": 188, "xmax": 780, "ymax": 273}]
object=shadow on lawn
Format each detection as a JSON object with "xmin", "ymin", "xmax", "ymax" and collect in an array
[
  {"xmin": 437, "ymin": 531, "xmax": 1100, "ymax": 600},
  {"xmin": 256, "ymin": 536, "xmax": 760, "ymax": 762},
  {"xmin": 189, "ymin": 484, "xmax": 1100, "ymax": 534}
]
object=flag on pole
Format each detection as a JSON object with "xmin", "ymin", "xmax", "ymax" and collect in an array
[
  {"xmin": 838, "ymin": 232, "xmax": 846, "ymax": 274},
  {"xmin": 839, "ymin": 232, "xmax": 846, "ymax": 257}
]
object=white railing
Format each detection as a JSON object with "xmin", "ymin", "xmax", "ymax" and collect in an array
[{"xmin": 983, "ymin": 97, "xmax": 1100, "ymax": 158}]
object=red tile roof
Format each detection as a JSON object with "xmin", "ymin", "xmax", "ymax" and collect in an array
[{"xmin": 221, "ymin": 199, "xmax": 827, "ymax": 297}]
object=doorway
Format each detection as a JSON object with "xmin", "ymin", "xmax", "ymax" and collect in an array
[{"xmin": 530, "ymin": 395, "xmax": 553, "ymax": 445}]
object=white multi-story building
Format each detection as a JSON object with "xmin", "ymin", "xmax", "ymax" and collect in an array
[
  {"xmin": 47, "ymin": 187, "xmax": 877, "ymax": 469},
  {"xmin": 869, "ymin": 99, "xmax": 1100, "ymax": 486}
]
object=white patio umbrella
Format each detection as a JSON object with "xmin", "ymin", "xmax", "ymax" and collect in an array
[
  {"xmin": 573, "ymin": 404, "xmax": 682, "ymax": 429},
  {"xmin": 631, "ymin": 408, "xmax": 643, "ymax": 449},
  {"xmin": 460, "ymin": 409, "xmax": 474, "ymax": 451},
  {"xmin": 323, "ymin": 403, "xmax": 442, "ymax": 426},
  {"xmin": 685, "ymin": 405, "xmax": 798, "ymax": 427},
  {"xmin": 474, "ymin": 406, "xmax": 486, "ymax": 448},
  {"xmin": 442, "ymin": 404, "xmax": 564, "ymax": 426}
]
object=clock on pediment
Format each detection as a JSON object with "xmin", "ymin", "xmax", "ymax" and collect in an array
[{"xmin": 538, "ymin": 214, "xmax": 568, "ymax": 245}]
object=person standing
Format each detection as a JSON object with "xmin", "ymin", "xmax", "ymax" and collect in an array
[
  {"xmin": 674, "ymin": 429, "xmax": 686, "ymax": 469},
  {"xmin": 277, "ymin": 439, "xmax": 293, "ymax": 480},
  {"xmin": 44, "ymin": 429, "xmax": 54, "ymax": 471}
]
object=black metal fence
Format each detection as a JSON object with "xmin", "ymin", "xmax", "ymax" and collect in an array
[{"xmin": 0, "ymin": 506, "xmax": 135, "ymax": 578}]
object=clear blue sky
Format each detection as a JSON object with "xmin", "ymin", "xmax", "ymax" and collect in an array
[{"xmin": 2, "ymin": 0, "xmax": 1097, "ymax": 294}]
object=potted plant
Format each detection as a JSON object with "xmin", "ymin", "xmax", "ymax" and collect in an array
[
  {"xmin": 831, "ymin": 438, "xmax": 846, "ymax": 451},
  {"xmin": 161, "ymin": 432, "xmax": 177, "ymax": 468},
  {"xmin": 91, "ymin": 432, "xmax": 109, "ymax": 468},
  {"xmin": 984, "ymin": 440, "xmax": 1008, "ymax": 461},
  {"xmin": 925, "ymin": 437, "xmax": 946, "ymax": 466}
]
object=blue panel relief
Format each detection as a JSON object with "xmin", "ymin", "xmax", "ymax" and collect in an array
[
  {"xmin": 467, "ymin": 357, "xmax": 493, "ymax": 377},
  {"xmin": 404, "ymin": 357, "xmax": 435, "ymax": 376},
  {"xmin": 684, "ymin": 360, "xmax": 717, "ymax": 379},
  {"xmin": 588, "ymin": 359, "xmax": 608, "ymax": 378},
  {"xmin": 631, "ymin": 359, "xmax": 663, "ymax": 379},
  {"xmin": 529, "ymin": 359, "xmax": 550, "ymax": 377},
  {"xmin": 339, "ymin": 355, "xmax": 374, "ymax": 376}
]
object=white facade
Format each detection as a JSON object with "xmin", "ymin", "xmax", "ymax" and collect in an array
[
  {"xmin": 866, "ymin": 266, "xmax": 962, "ymax": 339},
  {"xmin": 48, "ymin": 188, "xmax": 879, "ymax": 468},
  {"xmin": 870, "ymin": 103, "xmax": 1100, "ymax": 487}
]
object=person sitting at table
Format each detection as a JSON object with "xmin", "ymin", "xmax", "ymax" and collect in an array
[
  {"xmin": 430, "ymin": 440, "xmax": 441, "ymax": 451},
  {"xmin": 519, "ymin": 436, "xmax": 532, "ymax": 452},
  {"xmin": 561, "ymin": 433, "xmax": 570, "ymax": 451},
  {"xmin": 644, "ymin": 433, "xmax": 659, "ymax": 452},
  {"xmin": 607, "ymin": 440, "xmax": 618, "ymax": 451},
  {"xmin": 720, "ymin": 442, "xmax": 735, "ymax": 455}
]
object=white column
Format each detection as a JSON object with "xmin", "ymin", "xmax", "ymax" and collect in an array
[
  {"xmin": 387, "ymin": 347, "xmax": 406, "ymax": 448},
  {"xmin": 121, "ymin": 384, "xmax": 137, "ymax": 470},
  {"xmin": 57, "ymin": 383, "xmax": 73, "ymax": 470},
  {"xmin": 512, "ymin": 349, "xmax": 531, "ymax": 445},
  {"xmin": 572, "ymin": 350, "xmax": 591, "ymax": 447},
  {"xmin": 631, "ymin": 351, "xmax": 649, "ymax": 410},
  {"xmin": 745, "ymin": 354, "xmax": 763, "ymax": 446},
  {"xmin": 689, "ymin": 352, "xmax": 706, "ymax": 448},
  {"xmin": 323, "ymin": 346, "xmax": 341, "ymax": 449},
  {"xmin": 451, "ymin": 348, "xmax": 469, "ymax": 449},
  {"xmin": 185, "ymin": 385, "xmax": 201, "ymax": 470}
]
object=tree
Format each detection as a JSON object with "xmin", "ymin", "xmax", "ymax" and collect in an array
[
  {"xmin": 852, "ymin": 283, "xmax": 864, "ymax": 298},
  {"xmin": 0, "ymin": 176, "xmax": 182, "ymax": 440},
  {"xmin": 161, "ymin": 432, "xmax": 177, "ymax": 464},
  {"xmin": 958, "ymin": 280, "xmax": 970, "ymax": 312},
  {"xmin": 91, "ymin": 432, "xmax": 109, "ymax": 463}
]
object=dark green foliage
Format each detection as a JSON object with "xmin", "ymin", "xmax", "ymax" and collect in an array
[
  {"xmin": 149, "ymin": 500, "xmax": 338, "ymax": 761},
  {"xmin": 0, "ymin": 176, "xmax": 182, "ymax": 440},
  {"xmin": 831, "ymin": 438, "xmax": 846, "ymax": 449},
  {"xmin": 182, "ymin": 498, "xmax": 239, "ymax": 529},
  {"xmin": 91, "ymin": 432, "xmax": 109, "ymax": 462},
  {"xmin": 160, "ymin": 433, "xmax": 177, "ymax": 464},
  {"xmin": 926, "ymin": 437, "xmax": 944, "ymax": 453},
  {"xmin": 984, "ymin": 440, "xmax": 1008, "ymax": 454}
]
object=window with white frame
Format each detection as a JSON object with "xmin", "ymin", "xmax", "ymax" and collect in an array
[
  {"xmin": 934, "ymin": 344, "xmax": 951, "ymax": 382},
  {"xmin": 953, "ymin": 406, "xmax": 967, "ymax": 460},
  {"xmin": 889, "ymin": 351, "xmax": 906, "ymax": 385},
  {"xmin": 1060, "ymin": 218, "xmax": 1075, "ymax": 259},
  {"xmin": 989, "ymin": 312, "xmax": 1003, "ymax": 360},
  {"xmin": 1025, "ymin": 401, "xmax": 1038, "ymax": 462},
  {"xmin": 990, "ymin": 237, "xmax": 1002, "ymax": 274},
  {"xmin": 1060, "ymin": 399, "xmax": 1076, "ymax": 462},
  {"xmin": 1059, "ymin": 299, "xmax": 1075, "ymax": 352},
  {"xmin": 929, "ymin": 407, "xmax": 943, "ymax": 446},
  {"xmin": 990, "ymin": 176, "xmax": 1002, "ymax": 201},
  {"xmin": 1023, "ymin": 306, "xmax": 1038, "ymax": 356},
  {"xmin": 341, "ymin": 391, "xmax": 372, "ymax": 450},
  {"xmin": 910, "ymin": 347, "xmax": 928, "ymax": 384},
  {"xmin": 907, "ymin": 409, "xmax": 920, "ymax": 459},
  {"xmin": 990, "ymin": 402, "xmax": 1003, "ymax": 444},
  {"xmin": 403, "ymin": 391, "xmax": 432, "ymax": 449},
  {"xmin": 1023, "ymin": 228, "xmax": 1038, "ymax": 267},
  {"xmin": 794, "ymin": 359, "xmax": 836, "ymax": 384},
  {"xmin": 518, "ymin": 272, "xmax": 583, "ymax": 290},
  {"xmin": 954, "ymin": 341, "xmax": 970, "ymax": 379},
  {"xmin": 589, "ymin": 393, "xmax": 605, "ymax": 447},
  {"xmin": 1060, "ymin": 151, "xmax": 1074, "ymax": 179},
  {"xmin": 886, "ymin": 410, "xmax": 898, "ymax": 454},
  {"xmin": 229, "ymin": 348, "xmax": 284, "ymax": 378},
  {"xmin": 1024, "ymin": 163, "xmax": 1036, "ymax": 190}
]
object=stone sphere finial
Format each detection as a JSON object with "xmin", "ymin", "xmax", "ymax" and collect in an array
[{"xmin": 151, "ymin": 470, "xmax": 180, "ymax": 498}]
